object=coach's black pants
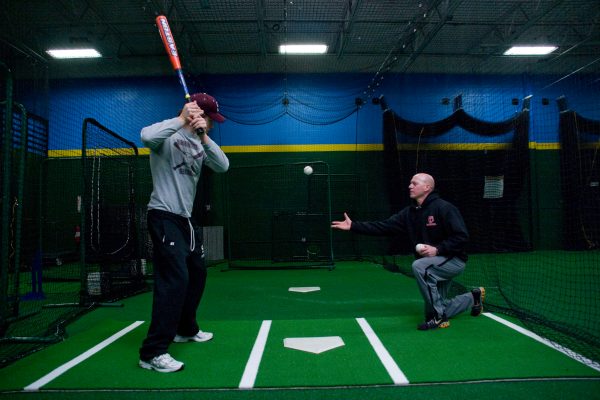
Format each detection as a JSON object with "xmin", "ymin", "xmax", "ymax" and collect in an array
[{"xmin": 139, "ymin": 209, "xmax": 206, "ymax": 361}]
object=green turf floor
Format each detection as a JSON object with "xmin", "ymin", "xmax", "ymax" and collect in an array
[{"xmin": 1, "ymin": 261, "xmax": 598, "ymax": 398}]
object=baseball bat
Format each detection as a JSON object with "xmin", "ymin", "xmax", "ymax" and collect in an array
[{"xmin": 155, "ymin": 15, "xmax": 204, "ymax": 134}]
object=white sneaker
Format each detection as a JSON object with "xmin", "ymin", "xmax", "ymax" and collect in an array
[
  {"xmin": 139, "ymin": 353, "xmax": 184, "ymax": 373},
  {"xmin": 173, "ymin": 330, "xmax": 214, "ymax": 343}
]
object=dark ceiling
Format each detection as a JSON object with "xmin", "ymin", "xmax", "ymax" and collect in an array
[{"xmin": 1, "ymin": 0, "xmax": 599, "ymax": 79}]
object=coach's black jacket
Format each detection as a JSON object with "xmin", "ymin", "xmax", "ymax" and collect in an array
[{"xmin": 350, "ymin": 191, "xmax": 469, "ymax": 262}]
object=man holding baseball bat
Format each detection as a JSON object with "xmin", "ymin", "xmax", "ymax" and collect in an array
[
  {"xmin": 331, "ymin": 173, "xmax": 484, "ymax": 330},
  {"xmin": 138, "ymin": 93, "xmax": 229, "ymax": 373}
]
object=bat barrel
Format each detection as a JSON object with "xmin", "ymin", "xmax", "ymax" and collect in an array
[
  {"xmin": 155, "ymin": 15, "xmax": 203, "ymax": 134},
  {"xmin": 156, "ymin": 15, "xmax": 182, "ymax": 70}
]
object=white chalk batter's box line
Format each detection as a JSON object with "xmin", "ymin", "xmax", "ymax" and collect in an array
[{"xmin": 23, "ymin": 314, "xmax": 599, "ymax": 391}]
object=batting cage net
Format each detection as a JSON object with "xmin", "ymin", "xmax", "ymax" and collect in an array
[
  {"xmin": 0, "ymin": 64, "xmax": 87, "ymax": 367},
  {"xmin": 225, "ymin": 161, "xmax": 334, "ymax": 269},
  {"xmin": 0, "ymin": 0, "xmax": 598, "ymax": 376},
  {"xmin": 0, "ymin": 95, "xmax": 151, "ymax": 366},
  {"xmin": 557, "ymin": 97, "xmax": 600, "ymax": 251},
  {"xmin": 81, "ymin": 118, "xmax": 145, "ymax": 303},
  {"xmin": 375, "ymin": 83, "xmax": 599, "ymax": 365}
]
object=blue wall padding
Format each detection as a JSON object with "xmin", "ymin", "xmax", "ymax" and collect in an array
[{"xmin": 43, "ymin": 73, "xmax": 599, "ymax": 150}]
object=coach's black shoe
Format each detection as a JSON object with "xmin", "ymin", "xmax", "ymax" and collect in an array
[
  {"xmin": 471, "ymin": 287, "xmax": 485, "ymax": 316},
  {"xmin": 417, "ymin": 314, "xmax": 449, "ymax": 330}
]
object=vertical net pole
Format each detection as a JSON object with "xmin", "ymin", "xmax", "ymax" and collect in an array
[
  {"xmin": 80, "ymin": 119, "xmax": 89, "ymax": 305},
  {"xmin": 325, "ymin": 162, "xmax": 334, "ymax": 269},
  {"xmin": 0, "ymin": 62, "xmax": 13, "ymax": 332},
  {"xmin": 11, "ymin": 103, "xmax": 28, "ymax": 315}
]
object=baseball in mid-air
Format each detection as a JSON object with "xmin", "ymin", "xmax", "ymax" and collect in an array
[
  {"xmin": 303, "ymin": 165, "xmax": 313, "ymax": 175},
  {"xmin": 415, "ymin": 243, "xmax": 426, "ymax": 252}
]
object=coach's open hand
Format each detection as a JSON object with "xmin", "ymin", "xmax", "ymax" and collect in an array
[{"xmin": 331, "ymin": 212, "xmax": 352, "ymax": 231}]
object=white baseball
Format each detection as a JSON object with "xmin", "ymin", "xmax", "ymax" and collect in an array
[
  {"xmin": 415, "ymin": 243, "xmax": 426, "ymax": 252},
  {"xmin": 303, "ymin": 166, "xmax": 313, "ymax": 175}
]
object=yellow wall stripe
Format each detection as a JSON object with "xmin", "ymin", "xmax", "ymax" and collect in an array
[
  {"xmin": 529, "ymin": 142, "xmax": 560, "ymax": 150},
  {"xmin": 48, "ymin": 142, "xmax": 571, "ymax": 157},
  {"xmin": 48, "ymin": 150, "xmax": 81, "ymax": 157}
]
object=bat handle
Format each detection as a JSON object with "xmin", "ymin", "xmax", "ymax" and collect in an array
[{"xmin": 177, "ymin": 71, "xmax": 204, "ymax": 135}]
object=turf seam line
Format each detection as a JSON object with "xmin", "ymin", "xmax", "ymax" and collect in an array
[
  {"xmin": 483, "ymin": 313, "xmax": 600, "ymax": 372},
  {"xmin": 239, "ymin": 320, "xmax": 272, "ymax": 389},
  {"xmin": 356, "ymin": 317, "xmax": 410, "ymax": 385},
  {"xmin": 11, "ymin": 376, "xmax": 600, "ymax": 394},
  {"xmin": 23, "ymin": 320, "xmax": 145, "ymax": 391}
]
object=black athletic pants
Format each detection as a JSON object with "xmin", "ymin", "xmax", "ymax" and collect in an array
[{"xmin": 139, "ymin": 209, "xmax": 206, "ymax": 361}]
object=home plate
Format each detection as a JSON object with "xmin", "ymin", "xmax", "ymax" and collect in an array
[
  {"xmin": 283, "ymin": 336, "xmax": 345, "ymax": 354},
  {"xmin": 288, "ymin": 287, "xmax": 320, "ymax": 293}
]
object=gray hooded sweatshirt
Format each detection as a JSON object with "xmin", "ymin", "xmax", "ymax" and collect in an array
[{"xmin": 141, "ymin": 117, "xmax": 229, "ymax": 218}]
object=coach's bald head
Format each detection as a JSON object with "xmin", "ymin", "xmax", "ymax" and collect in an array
[{"xmin": 409, "ymin": 173, "xmax": 435, "ymax": 205}]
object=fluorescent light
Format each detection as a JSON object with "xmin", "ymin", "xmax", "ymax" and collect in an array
[
  {"xmin": 46, "ymin": 48, "xmax": 102, "ymax": 59},
  {"xmin": 279, "ymin": 44, "xmax": 328, "ymax": 54},
  {"xmin": 503, "ymin": 46, "xmax": 557, "ymax": 56}
]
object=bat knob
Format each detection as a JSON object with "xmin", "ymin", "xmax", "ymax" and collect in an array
[{"xmin": 196, "ymin": 128, "xmax": 205, "ymax": 135}]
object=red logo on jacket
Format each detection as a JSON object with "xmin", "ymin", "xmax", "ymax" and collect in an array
[{"xmin": 426, "ymin": 216, "xmax": 437, "ymax": 227}]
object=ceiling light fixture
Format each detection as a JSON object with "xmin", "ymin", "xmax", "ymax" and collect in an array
[
  {"xmin": 503, "ymin": 46, "xmax": 557, "ymax": 56},
  {"xmin": 46, "ymin": 48, "xmax": 102, "ymax": 59},
  {"xmin": 279, "ymin": 44, "xmax": 328, "ymax": 54}
]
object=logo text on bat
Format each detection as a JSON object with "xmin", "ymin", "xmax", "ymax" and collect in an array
[{"xmin": 159, "ymin": 19, "xmax": 178, "ymax": 57}]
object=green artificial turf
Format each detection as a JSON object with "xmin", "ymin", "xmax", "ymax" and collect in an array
[{"xmin": 1, "ymin": 261, "xmax": 598, "ymax": 397}]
